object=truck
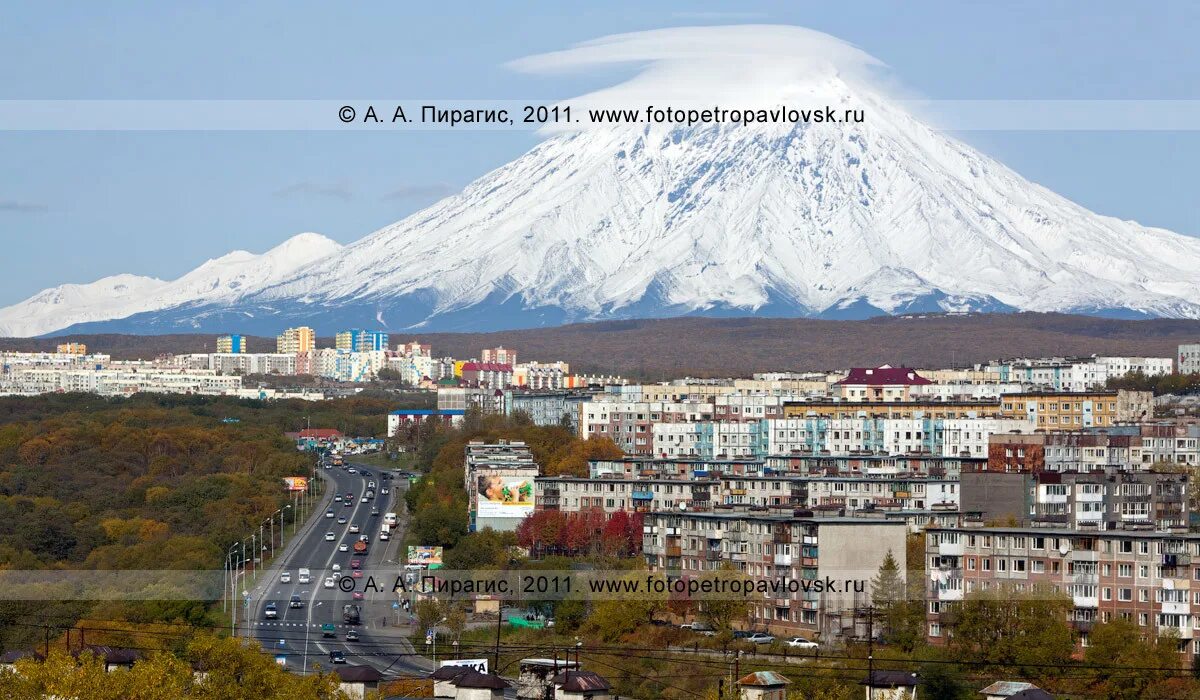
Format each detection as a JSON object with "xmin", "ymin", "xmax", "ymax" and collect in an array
[
  {"xmin": 298, "ymin": 568, "xmax": 311, "ymax": 584},
  {"xmin": 352, "ymin": 540, "xmax": 368, "ymax": 556},
  {"xmin": 343, "ymin": 604, "xmax": 361, "ymax": 625}
]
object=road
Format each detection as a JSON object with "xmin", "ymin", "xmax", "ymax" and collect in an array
[{"xmin": 243, "ymin": 459, "xmax": 433, "ymax": 677}]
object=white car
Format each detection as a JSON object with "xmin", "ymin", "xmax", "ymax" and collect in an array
[
  {"xmin": 381, "ymin": 488, "xmax": 389, "ymax": 495},
  {"xmin": 786, "ymin": 637, "xmax": 818, "ymax": 649},
  {"xmin": 323, "ymin": 577, "xmax": 336, "ymax": 589},
  {"xmin": 379, "ymin": 531, "xmax": 389, "ymax": 541},
  {"xmin": 280, "ymin": 571, "xmax": 291, "ymax": 583},
  {"xmin": 325, "ymin": 532, "xmax": 335, "ymax": 541},
  {"xmin": 338, "ymin": 543, "xmax": 349, "ymax": 552},
  {"xmin": 325, "ymin": 510, "xmax": 334, "ymax": 518},
  {"xmin": 347, "ymin": 467, "xmax": 357, "ymax": 474},
  {"xmin": 349, "ymin": 524, "xmax": 360, "ymax": 534},
  {"xmin": 332, "ymin": 563, "xmax": 342, "ymax": 572},
  {"xmin": 361, "ymin": 497, "xmax": 369, "ymax": 503},
  {"xmin": 334, "ymin": 495, "xmax": 342, "ymax": 502}
]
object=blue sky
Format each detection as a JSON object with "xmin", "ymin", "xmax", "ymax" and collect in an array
[{"xmin": 2, "ymin": 1, "xmax": 1199, "ymax": 306}]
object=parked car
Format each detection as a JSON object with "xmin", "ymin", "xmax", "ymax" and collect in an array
[
  {"xmin": 786, "ymin": 637, "xmax": 818, "ymax": 649},
  {"xmin": 746, "ymin": 633, "xmax": 775, "ymax": 644}
]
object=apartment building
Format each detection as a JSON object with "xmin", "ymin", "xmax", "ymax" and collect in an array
[
  {"xmin": 209, "ymin": 353, "xmax": 297, "ymax": 376},
  {"xmin": 1180, "ymin": 344, "xmax": 1200, "ymax": 374},
  {"xmin": 512, "ymin": 361, "xmax": 571, "ymax": 390},
  {"xmin": 481, "ymin": 346, "xmax": 517, "ymax": 365},
  {"xmin": 833, "ymin": 366, "xmax": 931, "ymax": 402},
  {"xmin": 644, "ymin": 511, "xmax": 907, "ymax": 639},
  {"xmin": 985, "ymin": 356, "xmax": 1171, "ymax": 391},
  {"xmin": 961, "ymin": 470, "xmax": 1189, "ymax": 532},
  {"xmin": 999, "ymin": 390, "xmax": 1154, "ymax": 429},
  {"xmin": 765, "ymin": 416, "xmax": 1032, "ymax": 458},
  {"xmin": 505, "ymin": 392, "xmax": 591, "ymax": 431},
  {"xmin": 275, "ymin": 326, "xmax": 316, "ymax": 354},
  {"xmin": 589, "ymin": 456, "xmax": 765, "ymax": 480},
  {"xmin": 215, "ymin": 334, "xmax": 246, "ymax": 354},
  {"xmin": 55, "ymin": 342, "xmax": 87, "ymax": 355},
  {"xmin": 460, "ymin": 362, "xmax": 513, "ymax": 389},
  {"xmin": 926, "ymin": 526, "xmax": 1200, "ymax": 657},
  {"xmin": 764, "ymin": 453, "xmax": 982, "ymax": 478},
  {"xmin": 335, "ymin": 329, "xmax": 388, "ymax": 352},
  {"xmin": 535, "ymin": 476, "xmax": 718, "ymax": 514},
  {"xmin": 987, "ymin": 431, "xmax": 1147, "ymax": 473},
  {"xmin": 782, "ymin": 400, "xmax": 1004, "ymax": 421},
  {"xmin": 464, "ymin": 440, "xmax": 538, "ymax": 533}
]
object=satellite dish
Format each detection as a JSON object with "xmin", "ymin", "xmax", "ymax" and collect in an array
[{"xmin": 1058, "ymin": 541, "xmax": 1071, "ymax": 555}]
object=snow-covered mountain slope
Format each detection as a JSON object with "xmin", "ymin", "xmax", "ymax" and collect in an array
[
  {"xmin": 0, "ymin": 233, "xmax": 341, "ymax": 337},
  {"xmin": 6, "ymin": 25, "xmax": 1200, "ymax": 337}
]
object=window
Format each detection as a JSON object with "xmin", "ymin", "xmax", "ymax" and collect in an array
[{"xmin": 1119, "ymin": 588, "xmax": 1133, "ymax": 602}]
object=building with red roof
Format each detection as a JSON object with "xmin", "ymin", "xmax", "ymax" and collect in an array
[{"xmin": 834, "ymin": 365, "xmax": 931, "ymax": 402}]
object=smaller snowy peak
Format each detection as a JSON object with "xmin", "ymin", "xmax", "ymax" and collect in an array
[
  {"xmin": 0, "ymin": 233, "xmax": 343, "ymax": 337},
  {"xmin": 0, "ymin": 274, "xmax": 168, "ymax": 338}
]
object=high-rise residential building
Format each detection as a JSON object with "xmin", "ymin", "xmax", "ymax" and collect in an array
[
  {"xmin": 1180, "ymin": 344, "xmax": 1200, "ymax": 374},
  {"xmin": 276, "ymin": 326, "xmax": 316, "ymax": 354},
  {"xmin": 335, "ymin": 329, "xmax": 389, "ymax": 352},
  {"xmin": 56, "ymin": 342, "xmax": 87, "ymax": 355},
  {"xmin": 481, "ymin": 346, "xmax": 517, "ymax": 365},
  {"xmin": 216, "ymin": 334, "xmax": 246, "ymax": 354}
]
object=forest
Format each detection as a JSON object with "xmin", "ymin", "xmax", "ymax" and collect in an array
[{"xmin": 0, "ymin": 392, "xmax": 401, "ymax": 652}]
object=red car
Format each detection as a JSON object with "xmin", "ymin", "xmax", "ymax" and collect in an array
[
  {"xmin": 352, "ymin": 591, "xmax": 365, "ymax": 600},
  {"xmin": 352, "ymin": 570, "xmax": 363, "ymax": 579},
  {"xmin": 350, "ymin": 559, "xmax": 361, "ymax": 569}
]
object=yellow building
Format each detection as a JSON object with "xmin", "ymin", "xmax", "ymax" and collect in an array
[
  {"xmin": 276, "ymin": 326, "xmax": 316, "ymax": 354},
  {"xmin": 999, "ymin": 390, "xmax": 1153, "ymax": 429},
  {"xmin": 56, "ymin": 342, "xmax": 87, "ymax": 355}
]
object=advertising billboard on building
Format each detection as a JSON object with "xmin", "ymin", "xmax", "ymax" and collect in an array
[
  {"xmin": 475, "ymin": 475, "xmax": 534, "ymax": 517},
  {"xmin": 282, "ymin": 477, "xmax": 308, "ymax": 491},
  {"xmin": 407, "ymin": 546, "xmax": 444, "ymax": 566}
]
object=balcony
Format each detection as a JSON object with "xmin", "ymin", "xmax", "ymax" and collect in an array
[
  {"xmin": 774, "ymin": 554, "xmax": 794, "ymax": 566},
  {"xmin": 666, "ymin": 544, "xmax": 682, "ymax": 557},
  {"xmin": 1072, "ymin": 594, "xmax": 1099, "ymax": 608},
  {"xmin": 936, "ymin": 541, "xmax": 963, "ymax": 557},
  {"xmin": 632, "ymin": 490, "xmax": 654, "ymax": 501},
  {"xmin": 705, "ymin": 550, "xmax": 723, "ymax": 562}
]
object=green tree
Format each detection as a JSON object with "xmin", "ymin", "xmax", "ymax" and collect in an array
[
  {"xmin": 1085, "ymin": 618, "xmax": 1183, "ymax": 700},
  {"xmin": 870, "ymin": 549, "xmax": 925, "ymax": 652},
  {"xmin": 948, "ymin": 585, "xmax": 1074, "ymax": 681}
]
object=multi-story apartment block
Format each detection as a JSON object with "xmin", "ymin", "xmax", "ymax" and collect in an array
[
  {"xmin": 833, "ymin": 366, "xmax": 931, "ymax": 402},
  {"xmin": 582, "ymin": 400, "xmax": 714, "ymax": 454},
  {"xmin": 512, "ymin": 361, "xmax": 571, "ymax": 390},
  {"xmin": 988, "ymin": 431, "xmax": 1148, "ymax": 473},
  {"xmin": 926, "ymin": 526, "xmax": 1200, "ymax": 657},
  {"xmin": 55, "ymin": 342, "xmax": 87, "ymax": 355},
  {"xmin": 460, "ymin": 362, "xmax": 513, "ymax": 389},
  {"xmin": 335, "ymin": 329, "xmax": 389, "ymax": 352},
  {"xmin": 713, "ymin": 394, "xmax": 787, "ymax": 421},
  {"xmin": 1179, "ymin": 344, "xmax": 1200, "ymax": 374},
  {"xmin": 589, "ymin": 457, "xmax": 765, "ymax": 480},
  {"xmin": 985, "ymin": 356, "xmax": 1172, "ymax": 391},
  {"xmin": 438, "ymin": 386, "xmax": 507, "ymax": 415},
  {"xmin": 216, "ymin": 334, "xmax": 246, "ymax": 354},
  {"xmin": 505, "ymin": 392, "xmax": 591, "ymax": 431},
  {"xmin": 276, "ymin": 326, "xmax": 316, "ymax": 354},
  {"xmin": 999, "ymin": 390, "xmax": 1154, "ymax": 429},
  {"xmin": 209, "ymin": 353, "xmax": 297, "ymax": 376},
  {"xmin": 465, "ymin": 440, "xmax": 538, "ymax": 532},
  {"xmin": 1101, "ymin": 422, "xmax": 1200, "ymax": 467},
  {"xmin": 764, "ymin": 453, "xmax": 982, "ymax": 478},
  {"xmin": 481, "ymin": 346, "xmax": 517, "ymax": 365},
  {"xmin": 535, "ymin": 476, "xmax": 718, "ymax": 514},
  {"xmin": 644, "ymin": 511, "xmax": 907, "ymax": 639},
  {"xmin": 765, "ymin": 416, "xmax": 1031, "ymax": 458},
  {"xmin": 782, "ymin": 399, "xmax": 1004, "ymax": 421},
  {"xmin": 961, "ymin": 470, "xmax": 1189, "ymax": 531}
]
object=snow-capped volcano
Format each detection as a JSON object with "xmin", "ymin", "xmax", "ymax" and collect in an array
[{"xmin": 5, "ymin": 25, "xmax": 1200, "ymax": 337}]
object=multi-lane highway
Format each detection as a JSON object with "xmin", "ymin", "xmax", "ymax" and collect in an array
[{"xmin": 243, "ymin": 459, "xmax": 431, "ymax": 677}]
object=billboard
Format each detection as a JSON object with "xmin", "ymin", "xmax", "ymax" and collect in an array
[
  {"xmin": 282, "ymin": 477, "xmax": 309, "ymax": 491},
  {"xmin": 441, "ymin": 658, "xmax": 488, "ymax": 674},
  {"xmin": 475, "ymin": 475, "xmax": 534, "ymax": 518},
  {"xmin": 408, "ymin": 546, "xmax": 444, "ymax": 566}
]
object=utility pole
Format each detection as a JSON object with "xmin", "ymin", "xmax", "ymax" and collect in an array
[
  {"xmin": 866, "ymin": 604, "xmax": 875, "ymax": 687},
  {"xmin": 493, "ymin": 602, "xmax": 502, "ymax": 672}
]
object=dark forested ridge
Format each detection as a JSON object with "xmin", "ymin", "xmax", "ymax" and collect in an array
[{"xmin": 12, "ymin": 312, "xmax": 1200, "ymax": 378}]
